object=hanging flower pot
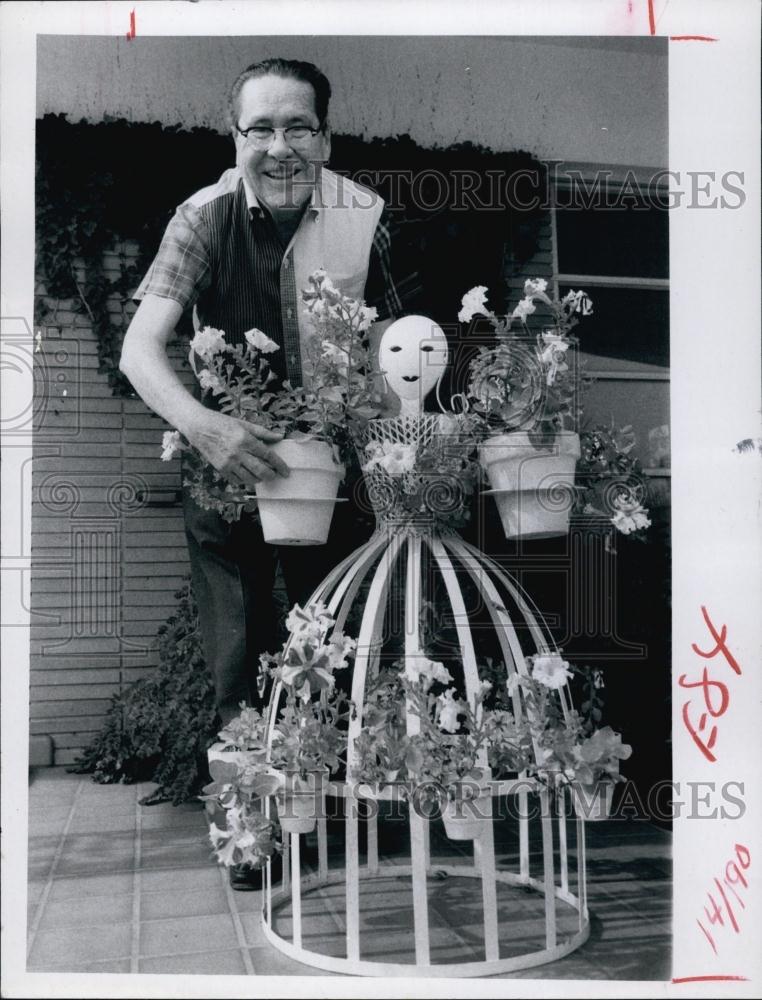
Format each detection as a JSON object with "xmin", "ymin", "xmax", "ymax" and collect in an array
[
  {"xmin": 480, "ymin": 431, "xmax": 580, "ymax": 539},
  {"xmin": 276, "ymin": 770, "xmax": 326, "ymax": 835},
  {"xmin": 571, "ymin": 780, "xmax": 614, "ymax": 821},
  {"xmin": 441, "ymin": 771, "xmax": 492, "ymax": 841},
  {"xmin": 255, "ymin": 439, "xmax": 345, "ymax": 546}
]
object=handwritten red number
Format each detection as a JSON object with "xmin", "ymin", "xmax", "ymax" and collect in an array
[
  {"xmin": 691, "ymin": 606, "xmax": 742, "ymax": 674},
  {"xmin": 682, "ymin": 607, "xmax": 742, "ymax": 762},
  {"xmin": 735, "ymin": 844, "xmax": 751, "ymax": 869},
  {"xmin": 696, "ymin": 919, "xmax": 718, "ymax": 954},
  {"xmin": 704, "ymin": 892, "xmax": 724, "ymax": 927}
]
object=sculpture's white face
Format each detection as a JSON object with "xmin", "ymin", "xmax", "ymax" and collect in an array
[{"xmin": 379, "ymin": 316, "xmax": 449, "ymax": 413}]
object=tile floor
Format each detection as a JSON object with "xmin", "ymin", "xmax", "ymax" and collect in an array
[{"xmin": 26, "ymin": 768, "xmax": 672, "ymax": 980}]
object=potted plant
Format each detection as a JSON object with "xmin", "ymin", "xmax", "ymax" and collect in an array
[
  {"xmin": 576, "ymin": 422, "xmax": 652, "ymax": 541},
  {"xmin": 508, "ymin": 653, "xmax": 633, "ymax": 821},
  {"xmin": 201, "ymin": 706, "xmax": 282, "ymax": 871},
  {"xmin": 459, "ymin": 280, "xmax": 592, "ymax": 539},
  {"xmin": 258, "ymin": 602, "xmax": 355, "ymax": 834},
  {"xmin": 358, "ymin": 411, "xmax": 483, "ymax": 531},
  {"xmin": 202, "ymin": 602, "xmax": 354, "ymax": 848},
  {"xmin": 351, "ymin": 657, "xmax": 534, "ymax": 840},
  {"xmin": 349, "ymin": 670, "xmax": 411, "ymax": 796},
  {"xmin": 160, "ymin": 270, "xmax": 383, "ymax": 544}
]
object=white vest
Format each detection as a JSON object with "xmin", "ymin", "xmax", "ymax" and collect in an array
[{"xmin": 285, "ymin": 168, "xmax": 385, "ymax": 353}]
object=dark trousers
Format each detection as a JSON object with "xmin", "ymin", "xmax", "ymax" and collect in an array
[{"xmin": 183, "ymin": 490, "xmax": 371, "ymax": 725}]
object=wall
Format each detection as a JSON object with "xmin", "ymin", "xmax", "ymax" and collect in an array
[
  {"xmin": 36, "ymin": 35, "xmax": 667, "ymax": 168},
  {"xmin": 32, "ymin": 243, "xmax": 192, "ymax": 765}
]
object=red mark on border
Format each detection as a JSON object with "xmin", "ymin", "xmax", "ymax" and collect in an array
[
  {"xmin": 673, "ymin": 977, "xmax": 749, "ymax": 984},
  {"xmin": 126, "ymin": 9, "xmax": 136, "ymax": 40},
  {"xmin": 694, "ymin": 845, "xmax": 751, "ymax": 957},
  {"xmin": 648, "ymin": 0, "xmax": 717, "ymax": 41},
  {"xmin": 679, "ymin": 606, "xmax": 741, "ymax": 762},
  {"xmin": 648, "ymin": 0, "xmax": 656, "ymax": 34}
]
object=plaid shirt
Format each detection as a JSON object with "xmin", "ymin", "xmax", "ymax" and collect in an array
[{"xmin": 136, "ymin": 168, "xmax": 409, "ymax": 385}]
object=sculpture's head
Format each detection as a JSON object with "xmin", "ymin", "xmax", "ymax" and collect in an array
[{"xmin": 378, "ymin": 316, "xmax": 449, "ymax": 414}]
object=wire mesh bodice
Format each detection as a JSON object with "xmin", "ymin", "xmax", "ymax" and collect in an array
[{"xmin": 355, "ymin": 415, "xmax": 474, "ymax": 533}]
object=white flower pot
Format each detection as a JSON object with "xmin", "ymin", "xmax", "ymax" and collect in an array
[
  {"xmin": 571, "ymin": 780, "xmax": 614, "ymax": 821},
  {"xmin": 254, "ymin": 439, "xmax": 344, "ymax": 546},
  {"xmin": 276, "ymin": 771, "xmax": 326, "ymax": 835},
  {"xmin": 480, "ymin": 431, "xmax": 580, "ymax": 540},
  {"xmin": 441, "ymin": 774, "xmax": 492, "ymax": 841}
]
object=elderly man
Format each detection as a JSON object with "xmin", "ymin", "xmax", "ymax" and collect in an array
[{"xmin": 121, "ymin": 58, "xmax": 404, "ymax": 886}]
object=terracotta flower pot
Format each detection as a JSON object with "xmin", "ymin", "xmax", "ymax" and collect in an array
[
  {"xmin": 480, "ymin": 431, "xmax": 580, "ymax": 539},
  {"xmin": 571, "ymin": 780, "xmax": 614, "ymax": 821},
  {"xmin": 255, "ymin": 439, "xmax": 344, "ymax": 546}
]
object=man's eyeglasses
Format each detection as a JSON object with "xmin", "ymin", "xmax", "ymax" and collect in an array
[{"xmin": 235, "ymin": 124, "xmax": 323, "ymax": 149}]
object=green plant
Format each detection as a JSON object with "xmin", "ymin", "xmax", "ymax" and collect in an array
[
  {"xmin": 461, "ymin": 280, "xmax": 591, "ymax": 444},
  {"xmin": 358, "ymin": 412, "xmax": 483, "ymax": 531},
  {"xmin": 509, "ymin": 654, "xmax": 632, "ymax": 789},
  {"xmin": 161, "ymin": 273, "xmax": 384, "ymax": 521},
  {"xmin": 70, "ymin": 582, "xmax": 220, "ymax": 805},
  {"xmin": 576, "ymin": 423, "xmax": 652, "ymax": 538}
]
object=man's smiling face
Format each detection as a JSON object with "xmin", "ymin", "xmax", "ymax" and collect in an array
[{"xmin": 233, "ymin": 74, "xmax": 330, "ymax": 213}]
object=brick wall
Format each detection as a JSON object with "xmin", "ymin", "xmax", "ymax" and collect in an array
[{"xmin": 31, "ymin": 241, "xmax": 194, "ymax": 765}]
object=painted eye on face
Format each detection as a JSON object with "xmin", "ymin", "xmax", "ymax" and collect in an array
[
  {"xmin": 421, "ymin": 345, "xmax": 434, "ymax": 352},
  {"xmin": 389, "ymin": 345, "xmax": 402, "ymax": 352}
]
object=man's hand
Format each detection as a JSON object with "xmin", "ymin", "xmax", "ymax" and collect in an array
[{"xmin": 187, "ymin": 411, "xmax": 290, "ymax": 488}]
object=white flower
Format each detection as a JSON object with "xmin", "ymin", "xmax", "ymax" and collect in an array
[
  {"xmin": 208, "ymin": 822, "xmax": 238, "ymax": 866},
  {"xmin": 524, "ymin": 277, "xmax": 548, "ymax": 297},
  {"xmin": 357, "ymin": 305, "xmax": 379, "ymax": 331},
  {"xmin": 458, "ymin": 286, "xmax": 492, "ymax": 324},
  {"xmin": 477, "ymin": 680, "xmax": 493, "ymax": 699},
  {"xmin": 611, "ymin": 504, "xmax": 652, "ymax": 535},
  {"xmin": 362, "ymin": 440, "xmax": 417, "ymax": 475},
  {"xmin": 538, "ymin": 332, "xmax": 570, "ymax": 385},
  {"xmin": 561, "ymin": 290, "xmax": 593, "ymax": 316},
  {"xmin": 328, "ymin": 631, "xmax": 357, "ymax": 672},
  {"xmin": 530, "ymin": 653, "xmax": 573, "ymax": 690},
  {"xmin": 436, "ymin": 689, "xmax": 462, "ymax": 734},
  {"xmin": 506, "ymin": 674, "xmax": 522, "ymax": 697},
  {"xmin": 244, "ymin": 328, "xmax": 279, "ymax": 354},
  {"xmin": 189, "ymin": 326, "xmax": 227, "ymax": 360},
  {"xmin": 285, "ymin": 602, "xmax": 333, "ymax": 642},
  {"xmin": 403, "ymin": 655, "xmax": 453, "ymax": 689},
  {"xmin": 197, "ymin": 368, "xmax": 225, "ymax": 395},
  {"xmin": 379, "ymin": 443, "xmax": 417, "ymax": 475},
  {"xmin": 321, "ymin": 340, "xmax": 349, "ymax": 377},
  {"xmin": 160, "ymin": 430, "xmax": 182, "ymax": 462},
  {"xmin": 511, "ymin": 297, "xmax": 537, "ymax": 323}
]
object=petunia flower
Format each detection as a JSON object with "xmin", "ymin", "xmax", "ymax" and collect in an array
[
  {"xmin": 611, "ymin": 504, "xmax": 652, "ymax": 535},
  {"xmin": 530, "ymin": 653, "xmax": 573, "ymax": 690},
  {"xmin": 458, "ymin": 286, "xmax": 493, "ymax": 324},
  {"xmin": 189, "ymin": 326, "xmax": 228, "ymax": 361},
  {"xmin": 160, "ymin": 430, "xmax": 183, "ymax": 462},
  {"xmin": 244, "ymin": 328, "xmax": 280, "ymax": 354},
  {"xmin": 362, "ymin": 440, "xmax": 417, "ymax": 475},
  {"xmin": 403, "ymin": 655, "xmax": 453, "ymax": 690},
  {"xmin": 511, "ymin": 297, "xmax": 537, "ymax": 323},
  {"xmin": 197, "ymin": 368, "xmax": 226, "ymax": 395},
  {"xmin": 538, "ymin": 332, "xmax": 570, "ymax": 385},
  {"xmin": 357, "ymin": 305, "xmax": 379, "ymax": 331},
  {"xmin": 524, "ymin": 277, "xmax": 548, "ymax": 297},
  {"xmin": 436, "ymin": 689, "xmax": 462, "ymax": 733},
  {"xmin": 285, "ymin": 602, "xmax": 333, "ymax": 642}
]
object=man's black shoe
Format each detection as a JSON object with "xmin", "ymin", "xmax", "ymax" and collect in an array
[{"xmin": 229, "ymin": 854, "xmax": 282, "ymax": 892}]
